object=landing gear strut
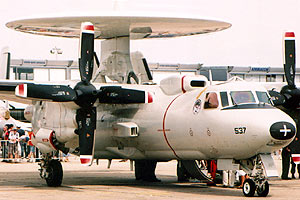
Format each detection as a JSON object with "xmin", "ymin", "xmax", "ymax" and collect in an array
[
  {"xmin": 39, "ymin": 154, "xmax": 63, "ymax": 187},
  {"xmin": 242, "ymin": 156, "xmax": 269, "ymax": 197}
]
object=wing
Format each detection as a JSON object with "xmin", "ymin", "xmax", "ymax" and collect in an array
[{"xmin": 0, "ymin": 80, "xmax": 33, "ymax": 104}]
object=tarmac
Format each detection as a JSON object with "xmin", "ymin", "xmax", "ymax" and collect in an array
[{"xmin": 0, "ymin": 157, "xmax": 300, "ymax": 200}]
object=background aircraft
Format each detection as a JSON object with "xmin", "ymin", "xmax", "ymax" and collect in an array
[
  {"xmin": 0, "ymin": 100, "xmax": 31, "ymax": 136},
  {"xmin": 0, "ymin": 15, "xmax": 296, "ymax": 197}
]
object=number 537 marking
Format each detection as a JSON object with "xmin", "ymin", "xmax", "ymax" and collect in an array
[{"xmin": 234, "ymin": 127, "xmax": 246, "ymax": 134}]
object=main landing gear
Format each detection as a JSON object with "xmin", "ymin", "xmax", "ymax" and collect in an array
[
  {"xmin": 39, "ymin": 154, "xmax": 63, "ymax": 187},
  {"xmin": 134, "ymin": 160, "xmax": 161, "ymax": 182}
]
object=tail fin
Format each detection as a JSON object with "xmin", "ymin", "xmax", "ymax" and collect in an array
[{"xmin": 0, "ymin": 47, "xmax": 10, "ymax": 79}]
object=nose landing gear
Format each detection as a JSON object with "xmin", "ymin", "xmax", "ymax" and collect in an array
[
  {"xmin": 241, "ymin": 155, "xmax": 270, "ymax": 197},
  {"xmin": 39, "ymin": 154, "xmax": 63, "ymax": 187},
  {"xmin": 243, "ymin": 178, "xmax": 269, "ymax": 197}
]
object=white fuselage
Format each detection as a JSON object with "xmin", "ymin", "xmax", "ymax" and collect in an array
[{"xmin": 30, "ymin": 80, "xmax": 295, "ymax": 161}]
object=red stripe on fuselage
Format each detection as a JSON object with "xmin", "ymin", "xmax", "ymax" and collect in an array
[
  {"xmin": 162, "ymin": 94, "xmax": 183, "ymax": 159},
  {"xmin": 181, "ymin": 75, "xmax": 186, "ymax": 93}
]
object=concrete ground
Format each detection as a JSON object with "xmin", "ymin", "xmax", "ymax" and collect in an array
[{"xmin": 0, "ymin": 157, "xmax": 299, "ymax": 200}]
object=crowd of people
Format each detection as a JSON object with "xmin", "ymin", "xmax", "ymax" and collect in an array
[{"xmin": 0, "ymin": 124, "xmax": 36, "ymax": 163}]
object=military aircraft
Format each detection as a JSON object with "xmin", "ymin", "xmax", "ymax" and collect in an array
[
  {"xmin": 0, "ymin": 100, "xmax": 31, "ymax": 135},
  {"xmin": 0, "ymin": 16, "xmax": 297, "ymax": 197}
]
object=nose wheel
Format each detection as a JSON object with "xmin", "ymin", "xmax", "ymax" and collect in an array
[
  {"xmin": 256, "ymin": 180, "xmax": 269, "ymax": 197},
  {"xmin": 242, "ymin": 178, "xmax": 269, "ymax": 197},
  {"xmin": 243, "ymin": 179, "xmax": 256, "ymax": 197}
]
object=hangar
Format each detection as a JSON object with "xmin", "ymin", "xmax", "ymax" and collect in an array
[{"xmin": 5, "ymin": 56, "xmax": 297, "ymax": 83}]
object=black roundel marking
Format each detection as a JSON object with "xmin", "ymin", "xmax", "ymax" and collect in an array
[{"xmin": 270, "ymin": 122, "xmax": 296, "ymax": 140}]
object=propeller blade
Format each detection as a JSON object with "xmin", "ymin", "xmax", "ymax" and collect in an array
[
  {"xmin": 97, "ymin": 86, "xmax": 153, "ymax": 104},
  {"xmin": 15, "ymin": 83, "xmax": 77, "ymax": 102},
  {"xmin": 284, "ymin": 31, "xmax": 296, "ymax": 87},
  {"xmin": 79, "ymin": 22, "xmax": 95, "ymax": 84},
  {"xmin": 76, "ymin": 107, "xmax": 96, "ymax": 166}
]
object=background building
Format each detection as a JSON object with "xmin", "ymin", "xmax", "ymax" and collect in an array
[{"xmin": 8, "ymin": 58, "xmax": 291, "ymax": 83}]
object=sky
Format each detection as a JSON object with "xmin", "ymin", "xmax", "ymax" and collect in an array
[{"xmin": 1, "ymin": 0, "xmax": 300, "ymax": 67}]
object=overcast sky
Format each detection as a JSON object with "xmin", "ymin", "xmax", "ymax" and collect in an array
[{"xmin": 1, "ymin": 0, "xmax": 300, "ymax": 67}]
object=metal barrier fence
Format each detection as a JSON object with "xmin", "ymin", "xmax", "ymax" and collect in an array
[{"xmin": 0, "ymin": 140, "xmax": 40, "ymax": 162}]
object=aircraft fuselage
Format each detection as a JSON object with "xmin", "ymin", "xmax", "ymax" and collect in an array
[{"xmin": 30, "ymin": 79, "xmax": 296, "ymax": 161}]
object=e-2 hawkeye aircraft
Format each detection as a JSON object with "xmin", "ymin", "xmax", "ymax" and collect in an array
[{"xmin": 0, "ymin": 16, "xmax": 296, "ymax": 197}]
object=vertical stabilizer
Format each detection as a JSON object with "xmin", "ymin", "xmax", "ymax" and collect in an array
[{"xmin": 0, "ymin": 47, "xmax": 10, "ymax": 79}]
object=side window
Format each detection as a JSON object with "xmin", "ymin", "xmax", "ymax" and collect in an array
[
  {"xmin": 204, "ymin": 92, "xmax": 219, "ymax": 109},
  {"xmin": 220, "ymin": 92, "xmax": 229, "ymax": 107}
]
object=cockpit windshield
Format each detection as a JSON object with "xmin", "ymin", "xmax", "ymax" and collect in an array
[
  {"xmin": 230, "ymin": 91, "xmax": 256, "ymax": 105},
  {"xmin": 256, "ymin": 91, "xmax": 271, "ymax": 104},
  {"xmin": 219, "ymin": 90, "xmax": 273, "ymax": 110}
]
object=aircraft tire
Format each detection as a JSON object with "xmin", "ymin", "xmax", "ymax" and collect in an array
[
  {"xmin": 243, "ymin": 179, "xmax": 256, "ymax": 197},
  {"xmin": 46, "ymin": 160, "xmax": 63, "ymax": 187},
  {"xmin": 256, "ymin": 181, "xmax": 269, "ymax": 197}
]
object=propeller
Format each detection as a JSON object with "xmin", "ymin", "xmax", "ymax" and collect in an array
[
  {"xmin": 270, "ymin": 32, "xmax": 300, "ymax": 109},
  {"xmin": 15, "ymin": 22, "xmax": 153, "ymax": 165},
  {"xmin": 284, "ymin": 32, "xmax": 296, "ymax": 88}
]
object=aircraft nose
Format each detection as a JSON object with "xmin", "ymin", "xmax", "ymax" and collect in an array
[{"xmin": 270, "ymin": 121, "xmax": 296, "ymax": 140}]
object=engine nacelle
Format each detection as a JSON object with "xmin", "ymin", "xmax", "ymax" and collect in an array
[
  {"xmin": 160, "ymin": 75, "xmax": 208, "ymax": 95},
  {"xmin": 32, "ymin": 101, "xmax": 77, "ymax": 144}
]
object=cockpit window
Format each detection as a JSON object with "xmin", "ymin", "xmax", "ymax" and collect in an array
[
  {"xmin": 204, "ymin": 92, "xmax": 219, "ymax": 109},
  {"xmin": 230, "ymin": 91, "xmax": 255, "ymax": 105},
  {"xmin": 220, "ymin": 92, "xmax": 229, "ymax": 107},
  {"xmin": 256, "ymin": 91, "xmax": 271, "ymax": 104}
]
